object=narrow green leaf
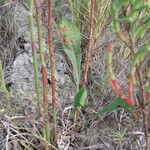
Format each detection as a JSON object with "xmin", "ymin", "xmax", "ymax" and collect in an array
[
  {"xmin": 74, "ymin": 87, "xmax": 87, "ymax": 109},
  {"xmin": 99, "ymin": 97, "xmax": 133, "ymax": 115},
  {"xmin": 85, "ymin": 97, "xmax": 133, "ymax": 125}
]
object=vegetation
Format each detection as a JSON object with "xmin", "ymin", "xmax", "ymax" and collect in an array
[
  {"xmin": 0, "ymin": 0, "xmax": 150, "ymax": 149},
  {"xmin": 106, "ymin": 1, "xmax": 150, "ymax": 149}
]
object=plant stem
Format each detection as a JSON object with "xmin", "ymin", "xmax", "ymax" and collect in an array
[
  {"xmin": 138, "ymin": 67, "xmax": 149, "ymax": 150},
  {"xmin": 83, "ymin": 0, "xmax": 95, "ymax": 86},
  {"xmin": 28, "ymin": 0, "xmax": 47, "ymax": 140},
  {"xmin": 28, "ymin": 0, "xmax": 42, "ymax": 118},
  {"xmin": 48, "ymin": 0, "xmax": 57, "ymax": 143},
  {"xmin": 34, "ymin": 0, "xmax": 50, "ymax": 145},
  {"xmin": 129, "ymin": 32, "xmax": 149, "ymax": 150},
  {"xmin": 142, "ymin": 111, "xmax": 149, "ymax": 150},
  {"xmin": 20, "ymin": 1, "xmax": 48, "ymax": 29}
]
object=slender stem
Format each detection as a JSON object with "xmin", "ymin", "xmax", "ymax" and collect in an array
[
  {"xmin": 107, "ymin": 44, "xmax": 126, "ymax": 100},
  {"xmin": 34, "ymin": 0, "xmax": 50, "ymax": 145},
  {"xmin": 138, "ymin": 67, "xmax": 149, "ymax": 150},
  {"xmin": 48, "ymin": 0, "xmax": 57, "ymax": 143},
  {"xmin": 28, "ymin": 0, "xmax": 47, "ymax": 140},
  {"xmin": 28, "ymin": 0, "xmax": 42, "ymax": 118},
  {"xmin": 20, "ymin": 0, "xmax": 48, "ymax": 29},
  {"xmin": 83, "ymin": 0, "xmax": 95, "ymax": 86},
  {"xmin": 137, "ymin": 71, "xmax": 148, "ymax": 150},
  {"xmin": 142, "ymin": 111, "xmax": 149, "ymax": 150}
]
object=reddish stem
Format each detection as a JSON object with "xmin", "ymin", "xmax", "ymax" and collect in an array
[
  {"xmin": 109, "ymin": 79, "xmax": 125, "ymax": 99},
  {"xmin": 48, "ymin": 0, "xmax": 56, "ymax": 109},
  {"xmin": 48, "ymin": 0, "xmax": 57, "ymax": 143},
  {"xmin": 83, "ymin": 0, "xmax": 95, "ymax": 86},
  {"xmin": 41, "ymin": 65, "xmax": 49, "ymax": 117},
  {"xmin": 127, "ymin": 82, "xmax": 135, "ymax": 106}
]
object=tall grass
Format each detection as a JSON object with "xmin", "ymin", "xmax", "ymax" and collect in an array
[
  {"xmin": 70, "ymin": 0, "xmax": 81, "ymax": 30},
  {"xmin": 94, "ymin": 0, "xmax": 110, "ymax": 38},
  {"xmin": 93, "ymin": 0, "xmax": 110, "ymax": 52}
]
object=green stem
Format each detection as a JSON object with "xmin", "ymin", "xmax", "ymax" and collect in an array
[
  {"xmin": 28, "ymin": 0, "xmax": 47, "ymax": 144},
  {"xmin": 28, "ymin": 0, "xmax": 42, "ymax": 118}
]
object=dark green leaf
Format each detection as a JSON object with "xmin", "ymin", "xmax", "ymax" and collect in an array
[{"xmin": 99, "ymin": 97, "xmax": 133, "ymax": 115}]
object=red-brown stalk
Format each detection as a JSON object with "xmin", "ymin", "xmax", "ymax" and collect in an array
[
  {"xmin": 48, "ymin": 0, "xmax": 57, "ymax": 142},
  {"xmin": 83, "ymin": 0, "xmax": 95, "ymax": 86}
]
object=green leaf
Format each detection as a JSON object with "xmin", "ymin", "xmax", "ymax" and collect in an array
[
  {"xmin": 59, "ymin": 17, "xmax": 81, "ymax": 91},
  {"xmin": 99, "ymin": 97, "xmax": 133, "ymax": 115},
  {"xmin": 73, "ymin": 87, "xmax": 87, "ymax": 109}
]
